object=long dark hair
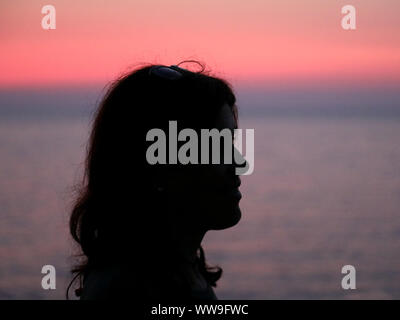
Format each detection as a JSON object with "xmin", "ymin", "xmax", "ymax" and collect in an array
[{"xmin": 67, "ymin": 61, "xmax": 237, "ymax": 299}]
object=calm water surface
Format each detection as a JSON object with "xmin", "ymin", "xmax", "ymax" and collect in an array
[{"xmin": 1, "ymin": 116, "xmax": 400, "ymax": 299}]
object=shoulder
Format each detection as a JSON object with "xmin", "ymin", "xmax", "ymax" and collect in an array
[
  {"xmin": 80, "ymin": 264, "xmax": 142, "ymax": 300},
  {"xmin": 79, "ymin": 262, "xmax": 216, "ymax": 301},
  {"xmin": 80, "ymin": 263, "xmax": 181, "ymax": 300}
]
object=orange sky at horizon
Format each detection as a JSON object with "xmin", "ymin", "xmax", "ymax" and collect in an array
[{"xmin": 1, "ymin": 0, "xmax": 399, "ymax": 88}]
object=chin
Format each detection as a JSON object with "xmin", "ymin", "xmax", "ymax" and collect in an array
[{"xmin": 210, "ymin": 204, "xmax": 242, "ymax": 230}]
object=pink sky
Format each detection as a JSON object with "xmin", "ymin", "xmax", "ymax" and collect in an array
[{"xmin": 1, "ymin": 0, "xmax": 399, "ymax": 88}]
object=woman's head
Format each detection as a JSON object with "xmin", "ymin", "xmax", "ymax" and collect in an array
[{"xmin": 69, "ymin": 61, "xmax": 242, "ymax": 297}]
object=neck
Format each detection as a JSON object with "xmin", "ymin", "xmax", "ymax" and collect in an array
[{"xmin": 175, "ymin": 227, "xmax": 206, "ymax": 264}]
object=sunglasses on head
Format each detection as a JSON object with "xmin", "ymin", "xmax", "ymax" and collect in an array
[{"xmin": 148, "ymin": 65, "xmax": 187, "ymax": 80}]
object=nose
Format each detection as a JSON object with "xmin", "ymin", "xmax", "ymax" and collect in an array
[
  {"xmin": 235, "ymin": 176, "xmax": 241, "ymax": 188},
  {"xmin": 232, "ymin": 147, "xmax": 247, "ymax": 175},
  {"xmin": 233, "ymin": 147, "xmax": 247, "ymax": 167}
]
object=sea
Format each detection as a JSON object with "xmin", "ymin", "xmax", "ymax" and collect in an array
[{"xmin": 1, "ymin": 87, "xmax": 400, "ymax": 299}]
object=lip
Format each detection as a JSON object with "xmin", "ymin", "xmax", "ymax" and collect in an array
[
  {"xmin": 220, "ymin": 177, "xmax": 242, "ymax": 199},
  {"xmin": 233, "ymin": 177, "xmax": 242, "ymax": 189},
  {"xmin": 216, "ymin": 178, "xmax": 242, "ymax": 199},
  {"xmin": 228, "ymin": 187, "xmax": 242, "ymax": 200}
]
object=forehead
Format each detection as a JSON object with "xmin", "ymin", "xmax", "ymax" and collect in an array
[{"xmin": 216, "ymin": 104, "xmax": 238, "ymax": 130}]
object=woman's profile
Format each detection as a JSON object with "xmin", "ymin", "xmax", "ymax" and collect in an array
[{"xmin": 67, "ymin": 61, "xmax": 243, "ymax": 301}]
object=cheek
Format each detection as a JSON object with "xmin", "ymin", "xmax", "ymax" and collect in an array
[
  {"xmin": 200, "ymin": 164, "xmax": 234, "ymax": 188},
  {"xmin": 169, "ymin": 165, "xmax": 231, "ymax": 193}
]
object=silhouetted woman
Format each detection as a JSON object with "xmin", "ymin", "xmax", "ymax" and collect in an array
[{"xmin": 68, "ymin": 61, "xmax": 243, "ymax": 300}]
